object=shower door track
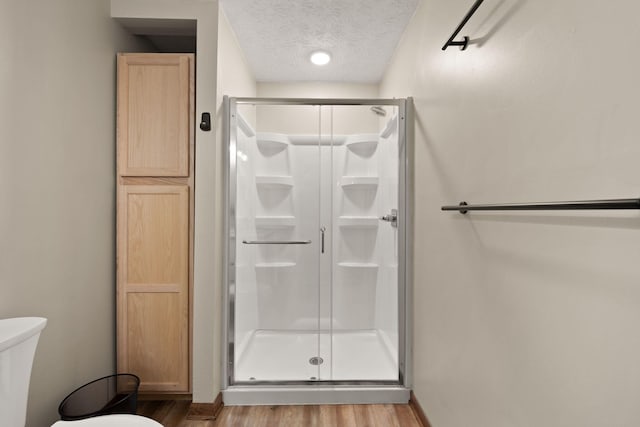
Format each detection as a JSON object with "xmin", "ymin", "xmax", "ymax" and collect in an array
[
  {"xmin": 223, "ymin": 96, "xmax": 413, "ymax": 403},
  {"xmin": 227, "ymin": 97, "xmax": 408, "ymax": 106}
]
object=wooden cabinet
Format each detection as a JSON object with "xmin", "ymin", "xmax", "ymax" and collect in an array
[
  {"xmin": 116, "ymin": 53, "xmax": 194, "ymax": 394},
  {"xmin": 117, "ymin": 54, "xmax": 192, "ymax": 177}
]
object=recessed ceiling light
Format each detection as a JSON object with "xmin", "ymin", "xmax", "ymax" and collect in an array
[{"xmin": 310, "ymin": 51, "xmax": 331, "ymax": 66}]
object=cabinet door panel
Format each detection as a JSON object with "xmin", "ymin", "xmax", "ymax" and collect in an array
[
  {"xmin": 126, "ymin": 292, "xmax": 188, "ymax": 391},
  {"xmin": 118, "ymin": 54, "xmax": 192, "ymax": 177},
  {"xmin": 126, "ymin": 188, "xmax": 187, "ymax": 285},
  {"xmin": 118, "ymin": 185, "xmax": 189, "ymax": 392}
]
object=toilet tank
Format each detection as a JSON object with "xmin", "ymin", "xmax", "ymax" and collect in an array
[{"xmin": 0, "ymin": 317, "xmax": 47, "ymax": 427}]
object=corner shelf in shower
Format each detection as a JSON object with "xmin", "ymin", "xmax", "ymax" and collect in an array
[
  {"xmin": 337, "ymin": 216, "xmax": 379, "ymax": 228},
  {"xmin": 255, "ymin": 262, "xmax": 296, "ymax": 269},
  {"xmin": 256, "ymin": 175, "xmax": 294, "ymax": 188},
  {"xmin": 340, "ymin": 176, "xmax": 379, "ymax": 188},
  {"xmin": 345, "ymin": 134, "xmax": 378, "ymax": 155},
  {"xmin": 254, "ymin": 216, "xmax": 296, "ymax": 228},
  {"xmin": 337, "ymin": 262, "xmax": 379, "ymax": 269},
  {"xmin": 256, "ymin": 132, "xmax": 289, "ymax": 151}
]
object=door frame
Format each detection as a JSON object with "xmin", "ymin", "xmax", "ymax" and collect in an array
[{"xmin": 222, "ymin": 96, "xmax": 413, "ymax": 389}]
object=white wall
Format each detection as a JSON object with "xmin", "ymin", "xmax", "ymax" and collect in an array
[
  {"xmin": 0, "ymin": 1, "xmax": 151, "ymax": 425},
  {"xmin": 257, "ymin": 82, "xmax": 378, "ymax": 99},
  {"xmin": 381, "ymin": 1, "xmax": 640, "ymax": 426},
  {"xmin": 217, "ymin": 7, "xmax": 256, "ymax": 101},
  {"xmin": 257, "ymin": 83, "xmax": 379, "ymax": 135}
]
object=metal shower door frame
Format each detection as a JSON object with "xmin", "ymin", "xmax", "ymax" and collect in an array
[{"xmin": 222, "ymin": 96, "xmax": 413, "ymax": 389}]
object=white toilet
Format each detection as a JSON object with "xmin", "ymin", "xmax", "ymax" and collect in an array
[
  {"xmin": 0, "ymin": 317, "xmax": 161, "ymax": 427},
  {"xmin": 0, "ymin": 317, "xmax": 48, "ymax": 427},
  {"xmin": 51, "ymin": 414, "xmax": 162, "ymax": 426}
]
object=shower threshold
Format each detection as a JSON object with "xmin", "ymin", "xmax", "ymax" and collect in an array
[{"xmin": 222, "ymin": 385, "xmax": 410, "ymax": 406}]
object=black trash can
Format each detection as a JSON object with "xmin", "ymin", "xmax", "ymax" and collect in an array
[{"xmin": 58, "ymin": 374, "xmax": 140, "ymax": 421}]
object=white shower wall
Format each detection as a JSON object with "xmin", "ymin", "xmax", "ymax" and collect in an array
[{"xmin": 233, "ymin": 104, "xmax": 399, "ymax": 381}]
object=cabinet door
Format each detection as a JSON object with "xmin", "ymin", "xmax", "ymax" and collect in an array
[
  {"xmin": 117, "ymin": 185, "xmax": 189, "ymax": 392},
  {"xmin": 117, "ymin": 54, "xmax": 192, "ymax": 177}
]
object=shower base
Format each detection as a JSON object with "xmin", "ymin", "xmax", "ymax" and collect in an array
[
  {"xmin": 235, "ymin": 329, "xmax": 398, "ymax": 382},
  {"xmin": 226, "ymin": 329, "xmax": 408, "ymax": 405}
]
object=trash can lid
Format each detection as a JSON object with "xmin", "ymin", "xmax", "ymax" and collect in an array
[{"xmin": 51, "ymin": 414, "xmax": 162, "ymax": 426}]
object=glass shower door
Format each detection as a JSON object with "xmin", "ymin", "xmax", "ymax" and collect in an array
[
  {"xmin": 228, "ymin": 99, "xmax": 405, "ymax": 385},
  {"xmin": 327, "ymin": 105, "xmax": 400, "ymax": 382},
  {"xmin": 231, "ymin": 103, "xmax": 323, "ymax": 382}
]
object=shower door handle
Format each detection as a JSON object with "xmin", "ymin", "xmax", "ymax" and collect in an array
[
  {"xmin": 242, "ymin": 240, "xmax": 312, "ymax": 245},
  {"xmin": 320, "ymin": 227, "xmax": 326, "ymax": 254},
  {"xmin": 379, "ymin": 209, "xmax": 398, "ymax": 228}
]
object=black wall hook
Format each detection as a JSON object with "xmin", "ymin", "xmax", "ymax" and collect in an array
[
  {"xmin": 200, "ymin": 112, "xmax": 211, "ymax": 131},
  {"xmin": 442, "ymin": 0, "xmax": 485, "ymax": 51}
]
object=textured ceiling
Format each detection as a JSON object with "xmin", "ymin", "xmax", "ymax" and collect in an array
[{"xmin": 219, "ymin": 0, "xmax": 420, "ymax": 83}]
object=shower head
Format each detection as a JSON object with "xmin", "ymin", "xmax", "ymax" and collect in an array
[{"xmin": 370, "ymin": 106, "xmax": 387, "ymax": 117}]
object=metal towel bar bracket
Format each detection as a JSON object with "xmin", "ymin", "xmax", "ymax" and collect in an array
[
  {"xmin": 442, "ymin": 198, "xmax": 640, "ymax": 214},
  {"xmin": 442, "ymin": 0, "xmax": 485, "ymax": 51}
]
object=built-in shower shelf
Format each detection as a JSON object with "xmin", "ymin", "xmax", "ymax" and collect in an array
[
  {"xmin": 340, "ymin": 176, "xmax": 379, "ymax": 188},
  {"xmin": 345, "ymin": 134, "xmax": 378, "ymax": 154},
  {"xmin": 256, "ymin": 175, "xmax": 294, "ymax": 188},
  {"xmin": 256, "ymin": 132, "xmax": 289, "ymax": 151},
  {"xmin": 255, "ymin": 262, "xmax": 296, "ymax": 269},
  {"xmin": 255, "ymin": 216, "xmax": 296, "ymax": 228},
  {"xmin": 337, "ymin": 262, "xmax": 379, "ymax": 269},
  {"xmin": 337, "ymin": 216, "xmax": 379, "ymax": 228}
]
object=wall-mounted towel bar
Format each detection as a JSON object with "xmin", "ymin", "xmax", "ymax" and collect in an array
[
  {"xmin": 442, "ymin": 198, "xmax": 640, "ymax": 214},
  {"xmin": 242, "ymin": 240, "xmax": 312, "ymax": 245},
  {"xmin": 442, "ymin": 0, "xmax": 485, "ymax": 51}
]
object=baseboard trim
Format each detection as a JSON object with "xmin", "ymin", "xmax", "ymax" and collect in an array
[
  {"xmin": 409, "ymin": 391, "xmax": 432, "ymax": 427},
  {"xmin": 138, "ymin": 393, "xmax": 192, "ymax": 401},
  {"xmin": 186, "ymin": 393, "xmax": 224, "ymax": 420}
]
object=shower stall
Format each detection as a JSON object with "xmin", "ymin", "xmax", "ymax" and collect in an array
[{"xmin": 223, "ymin": 97, "xmax": 412, "ymax": 404}]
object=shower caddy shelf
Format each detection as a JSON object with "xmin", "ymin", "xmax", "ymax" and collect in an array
[
  {"xmin": 250, "ymin": 128, "xmax": 298, "ymax": 272},
  {"xmin": 345, "ymin": 134, "xmax": 378, "ymax": 155},
  {"xmin": 337, "ymin": 262, "xmax": 379, "ymax": 269},
  {"xmin": 255, "ymin": 262, "xmax": 296, "ymax": 269},
  {"xmin": 256, "ymin": 132, "xmax": 289, "ymax": 151},
  {"xmin": 337, "ymin": 216, "xmax": 380, "ymax": 228},
  {"xmin": 256, "ymin": 175, "xmax": 294, "ymax": 188},
  {"xmin": 335, "ymin": 131, "xmax": 381, "ymax": 281},
  {"xmin": 340, "ymin": 176, "xmax": 379, "ymax": 188}
]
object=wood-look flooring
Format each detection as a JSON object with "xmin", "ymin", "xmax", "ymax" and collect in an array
[{"xmin": 137, "ymin": 400, "xmax": 424, "ymax": 427}]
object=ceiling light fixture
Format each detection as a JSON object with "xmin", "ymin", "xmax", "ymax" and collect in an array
[{"xmin": 310, "ymin": 50, "xmax": 331, "ymax": 66}]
